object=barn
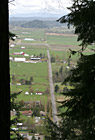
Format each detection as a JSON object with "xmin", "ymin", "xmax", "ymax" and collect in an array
[{"xmin": 14, "ymin": 57, "xmax": 26, "ymax": 62}]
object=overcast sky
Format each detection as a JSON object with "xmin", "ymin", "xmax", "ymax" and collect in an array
[{"xmin": 9, "ymin": 0, "xmax": 72, "ymax": 17}]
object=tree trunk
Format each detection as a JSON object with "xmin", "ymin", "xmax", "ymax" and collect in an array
[{"xmin": 0, "ymin": 0, "xmax": 10, "ymax": 139}]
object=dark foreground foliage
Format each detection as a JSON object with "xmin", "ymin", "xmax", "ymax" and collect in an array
[{"xmin": 45, "ymin": 0, "xmax": 95, "ymax": 140}]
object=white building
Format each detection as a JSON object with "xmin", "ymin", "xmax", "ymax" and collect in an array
[
  {"xmin": 35, "ymin": 92, "xmax": 43, "ymax": 95},
  {"xmin": 9, "ymin": 57, "xmax": 13, "ymax": 61},
  {"xmin": 30, "ymin": 58, "xmax": 40, "ymax": 61},
  {"xmin": 25, "ymin": 92, "xmax": 29, "ymax": 95},
  {"xmin": 66, "ymin": 66, "xmax": 70, "ymax": 69},
  {"xmin": 38, "ymin": 93, "xmax": 43, "ymax": 95},
  {"xmin": 17, "ymin": 123, "xmax": 23, "ymax": 126},
  {"xmin": 24, "ymin": 54, "xmax": 29, "ymax": 57},
  {"xmin": 17, "ymin": 83, "xmax": 21, "ymax": 86},
  {"xmin": 11, "ymin": 128, "xmax": 18, "ymax": 131},
  {"xmin": 10, "ymin": 44, "xmax": 15, "ymax": 48},
  {"xmin": 21, "ymin": 46, "xmax": 25, "ymax": 49},
  {"xmin": 24, "ymin": 38, "xmax": 34, "ymax": 41},
  {"xmin": 14, "ymin": 57, "xmax": 26, "ymax": 62}
]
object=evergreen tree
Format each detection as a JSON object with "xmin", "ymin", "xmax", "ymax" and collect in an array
[
  {"xmin": 45, "ymin": 0, "xmax": 95, "ymax": 139},
  {"xmin": 10, "ymin": 90, "xmax": 23, "ymax": 140},
  {"xmin": 31, "ymin": 135, "xmax": 36, "ymax": 140},
  {"xmin": 59, "ymin": 66, "xmax": 63, "ymax": 75},
  {"xmin": 54, "ymin": 85, "xmax": 59, "ymax": 93}
]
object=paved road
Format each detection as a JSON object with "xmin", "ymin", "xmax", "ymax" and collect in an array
[
  {"xmin": 47, "ymin": 50, "xmax": 59, "ymax": 124},
  {"xmin": 14, "ymin": 41, "xmax": 59, "ymax": 123}
]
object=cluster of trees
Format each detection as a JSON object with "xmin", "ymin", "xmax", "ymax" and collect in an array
[
  {"xmin": 53, "ymin": 66, "xmax": 68, "ymax": 83},
  {"xmin": 19, "ymin": 76, "xmax": 33, "ymax": 85},
  {"xmin": 51, "ymin": 56, "xmax": 55, "ymax": 63},
  {"xmin": 12, "ymin": 75, "xmax": 34, "ymax": 85},
  {"xmin": 33, "ymin": 53, "xmax": 46, "ymax": 59},
  {"xmin": 46, "ymin": 28, "xmax": 74, "ymax": 34},
  {"xmin": 45, "ymin": 0, "xmax": 95, "ymax": 140}
]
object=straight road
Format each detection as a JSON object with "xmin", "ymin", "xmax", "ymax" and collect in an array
[{"xmin": 47, "ymin": 50, "xmax": 59, "ymax": 124}]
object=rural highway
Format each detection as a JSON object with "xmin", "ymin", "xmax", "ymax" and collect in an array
[
  {"xmin": 47, "ymin": 50, "xmax": 59, "ymax": 124},
  {"xmin": 14, "ymin": 41, "xmax": 59, "ymax": 123}
]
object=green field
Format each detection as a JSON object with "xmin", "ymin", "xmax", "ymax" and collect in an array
[
  {"xmin": 9, "ymin": 27, "xmax": 83, "ymax": 104},
  {"xmin": 46, "ymin": 35, "xmax": 80, "ymax": 45},
  {"xmin": 10, "ymin": 60, "xmax": 49, "ymax": 102},
  {"xmin": 11, "ymin": 27, "xmax": 45, "ymax": 39}
]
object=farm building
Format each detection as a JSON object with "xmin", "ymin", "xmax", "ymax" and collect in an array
[
  {"xmin": 35, "ymin": 92, "xmax": 43, "ymax": 95},
  {"xmin": 24, "ymin": 61, "xmax": 37, "ymax": 63},
  {"xmin": 10, "ymin": 110, "xmax": 16, "ymax": 116},
  {"xmin": 10, "ymin": 44, "xmax": 15, "ymax": 48},
  {"xmin": 24, "ymin": 54, "xmax": 29, "ymax": 57},
  {"xmin": 21, "ymin": 46, "xmax": 25, "ymax": 49},
  {"xmin": 14, "ymin": 57, "xmax": 26, "ymax": 62},
  {"xmin": 35, "ymin": 117, "xmax": 41, "ymax": 123},
  {"xmin": 21, "ymin": 110, "xmax": 32, "ymax": 116},
  {"xmin": 40, "ymin": 111, "xmax": 46, "ymax": 116},
  {"xmin": 24, "ymin": 38, "xmax": 34, "ymax": 41},
  {"xmin": 30, "ymin": 58, "xmax": 40, "ymax": 61},
  {"xmin": 25, "ymin": 92, "xmax": 29, "ymax": 95},
  {"xmin": 13, "ymin": 51, "xmax": 24, "ymax": 55},
  {"xmin": 9, "ymin": 57, "xmax": 13, "ymax": 61},
  {"xmin": 16, "ymin": 83, "xmax": 21, "ymax": 86}
]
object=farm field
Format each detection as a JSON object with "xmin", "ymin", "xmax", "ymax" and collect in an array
[
  {"xmin": 10, "ymin": 26, "xmax": 94, "ymax": 105},
  {"xmin": 10, "ymin": 26, "xmax": 95, "ymax": 138},
  {"xmin": 46, "ymin": 34, "xmax": 81, "ymax": 46},
  {"xmin": 10, "ymin": 61, "xmax": 49, "ymax": 100}
]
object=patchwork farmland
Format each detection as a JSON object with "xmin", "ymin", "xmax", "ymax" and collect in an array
[{"xmin": 10, "ymin": 25, "xmax": 94, "ymax": 139}]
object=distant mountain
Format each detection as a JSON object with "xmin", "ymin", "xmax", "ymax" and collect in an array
[
  {"xmin": 21, "ymin": 20, "xmax": 48, "ymax": 28},
  {"xmin": 9, "ymin": 18, "xmax": 65, "ymax": 28},
  {"xmin": 20, "ymin": 20, "xmax": 64, "ymax": 28}
]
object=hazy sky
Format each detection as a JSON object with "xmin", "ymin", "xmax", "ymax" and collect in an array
[{"xmin": 9, "ymin": 0, "xmax": 72, "ymax": 17}]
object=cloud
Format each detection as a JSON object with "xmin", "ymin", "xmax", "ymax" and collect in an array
[{"xmin": 9, "ymin": 0, "xmax": 72, "ymax": 17}]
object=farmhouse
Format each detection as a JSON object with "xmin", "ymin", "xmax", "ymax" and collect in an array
[
  {"xmin": 21, "ymin": 110, "xmax": 32, "ymax": 116},
  {"xmin": 35, "ymin": 117, "xmax": 41, "ymax": 123},
  {"xmin": 10, "ymin": 110, "xmax": 16, "ymax": 116},
  {"xmin": 14, "ymin": 57, "xmax": 26, "ymax": 62},
  {"xmin": 17, "ymin": 123, "xmax": 23, "ymax": 128}
]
